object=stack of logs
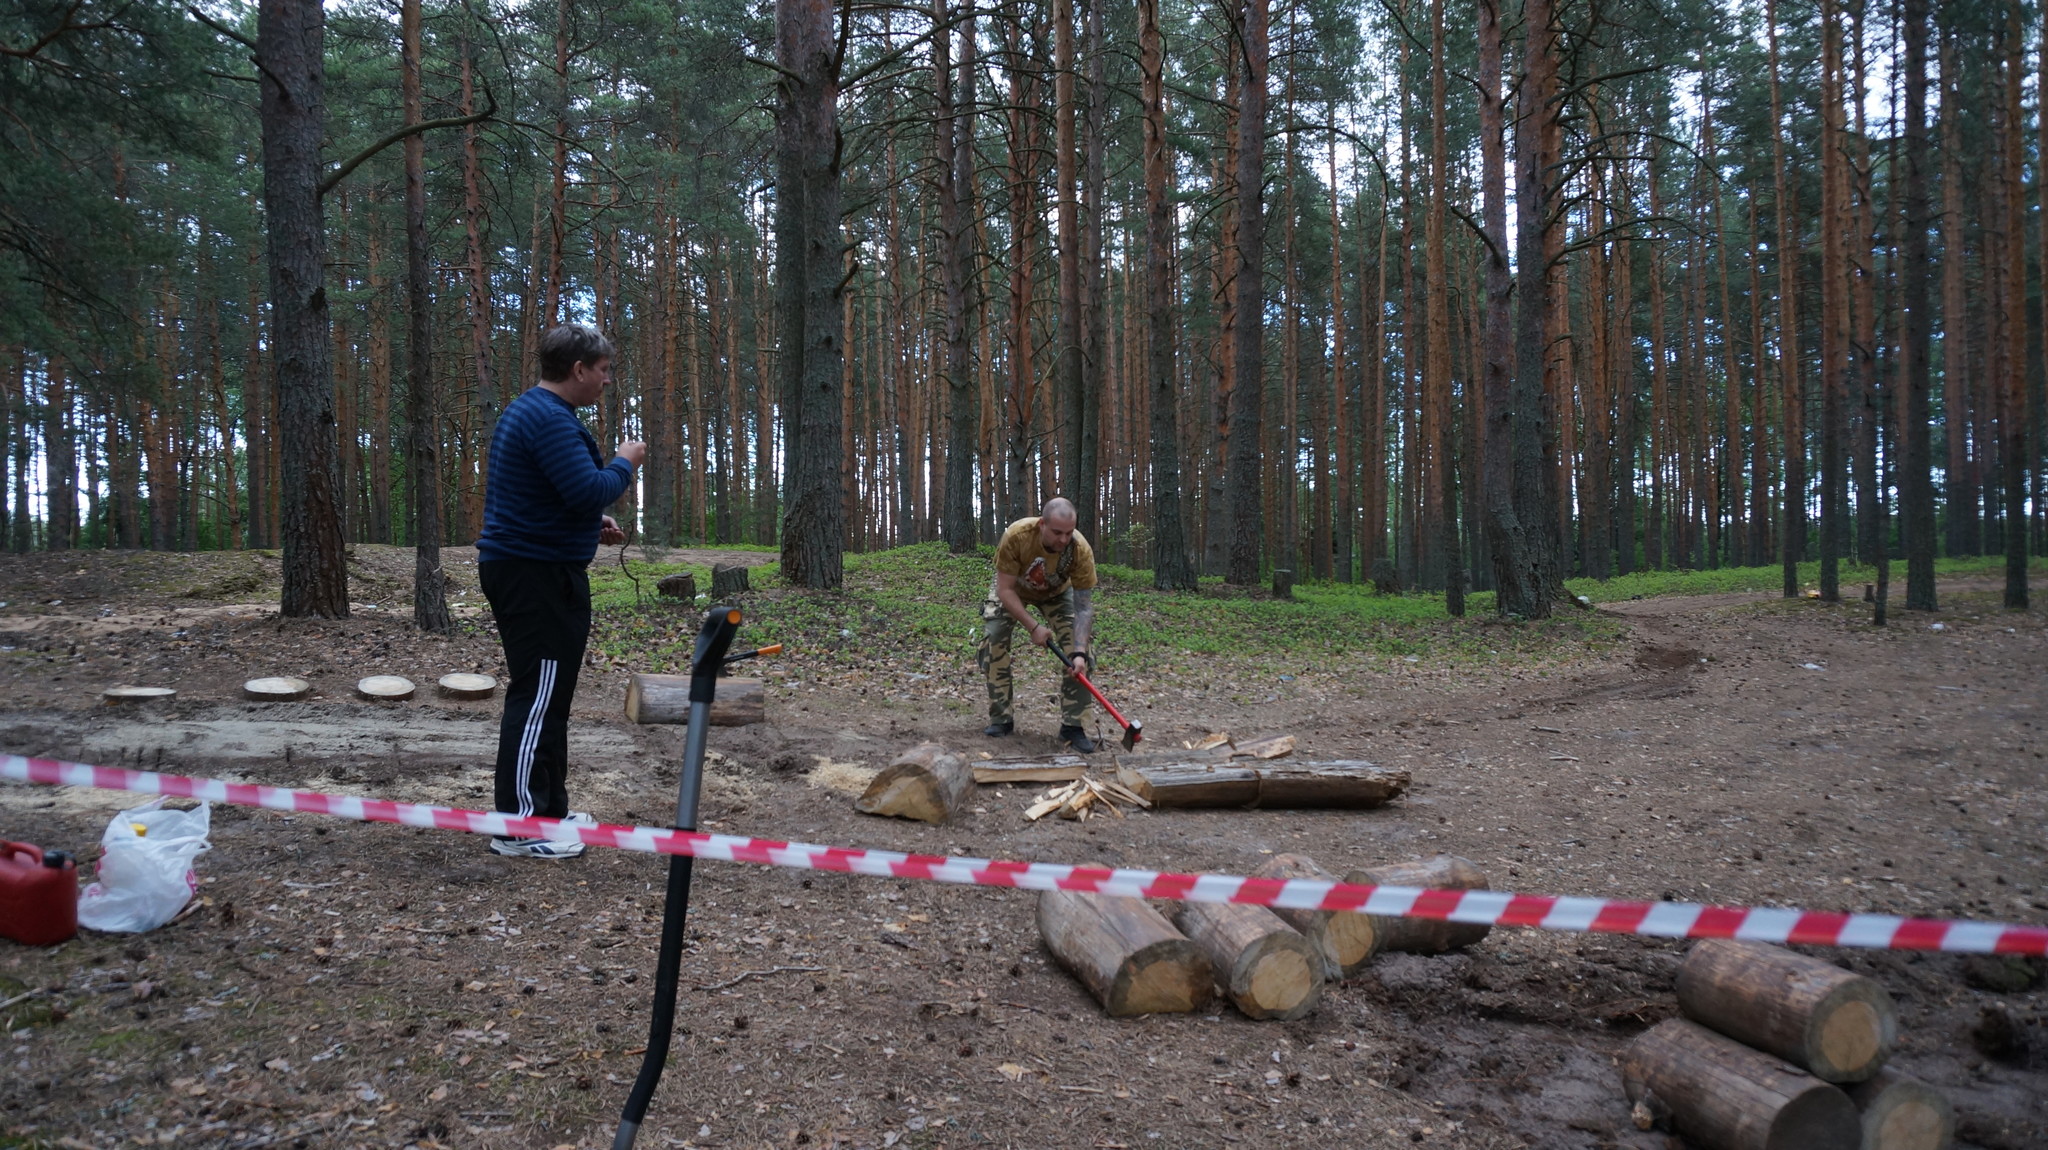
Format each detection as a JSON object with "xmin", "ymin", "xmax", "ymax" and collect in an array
[
  {"xmin": 1037, "ymin": 854, "xmax": 1489, "ymax": 1021},
  {"xmin": 1624, "ymin": 940, "xmax": 1953, "ymax": 1150}
]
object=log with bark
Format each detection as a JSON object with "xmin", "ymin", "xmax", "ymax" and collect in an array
[
  {"xmin": 623, "ymin": 674, "xmax": 766, "ymax": 726},
  {"xmin": 103, "ymin": 686, "xmax": 177, "ymax": 705},
  {"xmin": 1036, "ymin": 890, "xmax": 1214, "ymax": 1017},
  {"xmin": 1252, "ymin": 853, "xmax": 1376, "ymax": 978},
  {"xmin": 1844, "ymin": 1069, "xmax": 1953, "ymax": 1150},
  {"xmin": 854, "ymin": 743, "xmax": 975, "ymax": 824},
  {"xmin": 656, "ymin": 572, "xmax": 697, "ymax": 600},
  {"xmin": 243, "ymin": 676, "xmax": 311, "ymax": 702},
  {"xmin": 1675, "ymin": 939, "xmax": 1897, "ymax": 1082},
  {"xmin": 710, "ymin": 563, "xmax": 751, "ymax": 598},
  {"xmin": 972, "ymin": 755, "xmax": 1090, "ymax": 784},
  {"xmin": 1342, "ymin": 855, "xmax": 1492, "ymax": 954},
  {"xmin": 1115, "ymin": 760, "xmax": 1408, "ymax": 810},
  {"xmin": 354, "ymin": 675, "xmax": 415, "ymax": 701},
  {"xmin": 1172, "ymin": 900, "xmax": 1321, "ymax": 1021},
  {"xmin": 436, "ymin": 672, "xmax": 496, "ymax": 700},
  {"xmin": 1623, "ymin": 1018, "xmax": 1861, "ymax": 1150}
]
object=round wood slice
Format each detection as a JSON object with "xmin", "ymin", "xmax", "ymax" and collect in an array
[
  {"xmin": 243, "ymin": 676, "xmax": 312, "ymax": 702},
  {"xmin": 102, "ymin": 686, "xmax": 176, "ymax": 705},
  {"xmin": 355, "ymin": 675, "xmax": 416, "ymax": 701},
  {"xmin": 436, "ymin": 672, "xmax": 497, "ymax": 701}
]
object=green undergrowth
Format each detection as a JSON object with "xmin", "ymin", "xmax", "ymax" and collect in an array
[
  {"xmin": 1566, "ymin": 554, "xmax": 2047, "ymax": 604},
  {"xmin": 585, "ymin": 542, "xmax": 1624, "ymax": 675}
]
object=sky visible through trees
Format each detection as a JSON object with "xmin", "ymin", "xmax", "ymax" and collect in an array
[{"xmin": 0, "ymin": 0, "xmax": 2040, "ymax": 614}]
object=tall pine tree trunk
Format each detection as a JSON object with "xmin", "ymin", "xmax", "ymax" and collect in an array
[
  {"xmin": 1477, "ymin": 0, "xmax": 1536, "ymax": 613},
  {"xmin": 1817, "ymin": 0, "xmax": 1847, "ymax": 602},
  {"xmin": 1999, "ymin": 16, "xmax": 2029, "ymax": 609},
  {"xmin": 1141, "ymin": 0, "xmax": 1193, "ymax": 590},
  {"xmin": 1428, "ymin": 0, "xmax": 1460, "ymax": 613},
  {"xmin": 1225, "ymin": 0, "xmax": 1268, "ymax": 585},
  {"xmin": 1769, "ymin": 0, "xmax": 1805, "ymax": 596},
  {"xmin": 938, "ymin": 5, "xmax": 977, "ymax": 551},
  {"xmin": 403, "ymin": 0, "xmax": 450, "ymax": 632}
]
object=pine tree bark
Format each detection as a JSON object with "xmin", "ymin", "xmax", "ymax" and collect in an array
[
  {"xmin": 1427, "ymin": 0, "xmax": 1460, "ymax": 613},
  {"xmin": 1476, "ymin": 0, "xmax": 1532, "ymax": 614},
  {"xmin": 1140, "ymin": 0, "xmax": 1194, "ymax": 590},
  {"xmin": 1769, "ymin": 0, "xmax": 1805, "ymax": 596},
  {"xmin": 1998, "ymin": 16, "xmax": 2029, "ymax": 609},
  {"xmin": 1053, "ymin": 0, "xmax": 1082, "ymax": 515},
  {"xmin": 1078, "ymin": 0, "xmax": 1105, "ymax": 542},
  {"xmin": 1225, "ymin": 0, "xmax": 1268, "ymax": 586},
  {"xmin": 1506, "ymin": 0, "xmax": 1561, "ymax": 613},
  {"xmin": 937, "ymin": 2, "xmax": 977, "ymax": 552},
  {"xmin": 402, "ymin": 0, "xmax": 450, "ymax": 632},
  {"xmin": 1817, "ymin": 0, "xmax": 1847, "ymax": 603},
  {"xmin": 259, "ymin": 0, "xmax": 347, "ymax": 616},
  {"xmin": 1938, "ymin": 34, "xmax": 1976, "ymax": 559}
]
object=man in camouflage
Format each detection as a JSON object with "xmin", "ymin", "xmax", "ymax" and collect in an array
[{"xmin": 980, "ymin": 497, "xmax": 1100, "ymax": 753}]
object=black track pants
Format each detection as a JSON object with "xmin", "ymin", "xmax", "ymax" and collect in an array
[{"xmin": 481, "ymin": 560, "xmax": 591, "ymax": 821}]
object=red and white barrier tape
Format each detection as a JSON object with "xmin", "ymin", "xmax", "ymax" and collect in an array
[{"xmin": 5, "ymin": 753, "xmax": 2044, "ymax": 955}]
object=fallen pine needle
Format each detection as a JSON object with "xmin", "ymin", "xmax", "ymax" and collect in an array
[{"xmin": 695, "ymin": 965, "xmax": 825, "ymax": 991}]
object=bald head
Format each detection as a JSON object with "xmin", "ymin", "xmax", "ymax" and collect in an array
[{"xmin": 1041, "ymin": 497, "xmax": 1077, "ymax": 525}]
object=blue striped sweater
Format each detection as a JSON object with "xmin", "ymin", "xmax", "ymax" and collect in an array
[{"xmin": 476, "ymin": 387, "xmax": 634, "ymax": 564}]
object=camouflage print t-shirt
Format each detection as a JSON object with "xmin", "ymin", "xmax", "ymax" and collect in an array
[{"xmin": 993, "ymin": 517, "xmax": 1097, "ymax": 604}]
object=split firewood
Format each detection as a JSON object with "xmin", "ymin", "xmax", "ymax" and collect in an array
[
  {"xmin": 1343, "ymin": 855, "xmax": 1493, "ymax": 955},
  {"xmin": 1230, "ymin": 734, "xmax": 1297, "ymax": 760},
  {"xmin": 1191, "ymin": 731, "xmax": 1231, "ymax": 751},
  {"xmin": 972, "ymin": 756, "xmax": 1089, "ymax": 785},
  {"xmin": 1252, "ymin": 854, "xmax": 1375, "ymax": 979},
  {"xmin": 1676, "ymin": 939, "xmax": 1897, "ymax": 1083},
  {"xmin": 436, "ymin": 673, "xmax": 497, "ymax": 701},
  {"xmin": 1026, "ymin": 780, "xmax": 1085, "ymax": 821},
  {"xmin": 354, "ymin": 675, "xmax": 415, "ymax": 701},
  {"xmin": 1037, "ymin": 891, "xmax": 1214, "ymax": 1017},
  {"xmin": 1056, "ymin": 785, "xmax": 1097, "ymax": 820},
  {"xmin": 1623, "ymin": 1018, "xmax": 1861, "ymax": 1150},
  {"xmin": 1844, "ymin": 1069, "xmax": 1953, "ymax": 1150},
  {"xmin": 1172, "ymin": 900, "xmax": 1321, "ymax": 1021},
  {"xmin": 854, "ymin": 743, "xmax": 975, "ymax": 825},
  {"xmin": 1094, "ymin": 777, "xmax": 1151, "ymax": 808},
  {"xmin": 1118, "ymin": 760, "xmax": 1409, "ymax": 810},
  {"xmin": 242, "ymin": 676, "xmax": 311, "ymax": 703},
  {"xmin": 102, "ymin": 686, "xmax": 177, "ymax": 705},
  {"xmin": 622, "ymin": 674, "xmax": 766, "ymax": 726}
]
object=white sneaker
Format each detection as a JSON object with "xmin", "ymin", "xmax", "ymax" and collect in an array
[
  {"xmin": 489, "ymin": 836, "xmax": 587, "ymax": 859},
  {"xmin": 564, "ymin": 810, "xmax": 599, "ymax": 826}
]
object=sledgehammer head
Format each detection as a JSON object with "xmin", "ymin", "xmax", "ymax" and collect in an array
[{"xmin": 1121, "ymin": 721, "xmax": 1142, "ymax": 752}]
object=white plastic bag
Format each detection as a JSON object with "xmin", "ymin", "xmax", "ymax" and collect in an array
[{"xmin": 77, "ymin": 798, "xmax": 211, "ymax": 933}]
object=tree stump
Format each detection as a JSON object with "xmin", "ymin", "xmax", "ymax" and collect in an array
[
  {"xmin": 1369, "ymin": 558, "xmax": 1400, "ymax": 595},
  {"xmin": 1037, "ymin": 890, "xmax": 1214, "ymax": 1017},
  {"xmin": 1252, "ymin": 853, "xmax": 1376, "ymax": 979},
  {"xmin": 242, "ymin": 676, "xmax": 311, "ymax": 702},
  {"xmin": 1172, "ymin": 900, "xmax": 1321, "ymax": 1021},
  {"xmin": 1675, "ymin": 939, "xmax": 1897, "ymax": 1083},
  {"xmin": 710, "ymin": 563, "xmax": 751, "ymax": 599},
  {"xmin": 436, "ymin": 673, "xmax": 497, "ymax": 701},
  {"xmin": 1623, "ymin": 1018, "xmax": 1860, "ymax": 1150},
  {"xmin": 355, "ymin": 675, "xmax": 416, "ymax": 701},
  {"xmin": 854, "ymin": 743, "xmax": 975, "ymax": 824},
  {"xmin": 623, "ymin": 675, "xmax": 765, "ymax": 726},
  {"xmin": 102, "ymin": 686, "xmax": 177, "ymax": 706},
  {"xmin": 656, "ymin": 572, "xmax": 698, "ymax": 600},
  {"xmin": 1342, "ymin": 855, "xmax": 1492, "ymax": 955},
  {"xmin": 1272, "ymin": 568, "xmax": 1294, "ymax": 600},
  {"xmin": 1844, "ymin": 1069, "xmax": 1953, "ymax": 1150}
]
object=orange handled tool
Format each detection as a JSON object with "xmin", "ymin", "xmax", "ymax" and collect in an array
[{"xmin": 1046, "ymin": 639, "xmax": 1142, "ymax": 751}]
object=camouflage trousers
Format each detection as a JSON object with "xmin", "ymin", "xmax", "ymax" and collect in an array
[{"xmin": 979, "ymin": 583, "xmax": 1088, "ymax": 727}]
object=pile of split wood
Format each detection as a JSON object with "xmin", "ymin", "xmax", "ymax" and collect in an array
[
  {"xmin": 852, "ymin": 736, "xmax": 1410, "ymax": 825},
  {"xmin": 1038, "ymin": 854, "xmax": 1490, "ymax": 1021},
  {"xmin": 1624, "ymin": 940, "xmax": 1952, "ymax": 1150}
]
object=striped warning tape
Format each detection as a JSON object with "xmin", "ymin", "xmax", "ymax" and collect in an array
[{"xmin": 5, "ymin": 753, "xmax": 2044, "ymax": 955}]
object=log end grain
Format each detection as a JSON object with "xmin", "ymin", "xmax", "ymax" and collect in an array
[
  {"xmin": 1235, "ymin": 936, "xmax": 1320, "ymax": 1021},
  {"xmin": 1114, "ymin": 939, "xmax": 1217, "ymax": 1016},
  {"xmin": 242, "ymin": 676, "xmax": 311, "ymax": 702},
  {"xmin": 1846, "ymin": 1070, "xmax": 1954, "ymax": 1150},
  {"xmin": 103, "ymin": 686, "xmax": 177, "ymax": 705},
  {"xmin": 436, "ymin": 672, "xmax": 498, "ymax": 701},
  {"xmin": 1037, "ymin": 891, "xmax": 1214, "ymax": 1017},
  {"xmin": 354, "ymin": 675, "xmax": 416, "ymax": 701},
  {"xmin": 854, "ymin": 743, "xmax": 972, "ymax": 824}
]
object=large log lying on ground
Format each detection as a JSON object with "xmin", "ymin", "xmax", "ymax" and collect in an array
[
  {"xmin": 1676, "ymin": 939, "xmax": 1897, "ymax": 1083},
  {"xmin": 854, "ymin": 743, "xmax": 975, "ymax": 824},
  {"xmin": 1037, "ymin": 891, "xmax": 1214, "ymax": 1017},
  {"xmin": 1623, "ymin": 1018, "xmax": 1861, "ymax": 1150},
  {"xmin": 1172, "ymin": 900, "xmax": 1321, "ymax": 1021},
  {"xmin": 1342, "ymin": 855, "xmax": 1492, "ymax": 954},
  {"xmin": 623, "ymin": 674, "xmax": 766, "ymax": 726},
  {"xmin": 1252, "ymin": 853, "xmax": 1376, "ymax": 978},
  {"xmin": 1115, "ymin": 760, "xmax": 1409, "ymax": 810},
  {"xmin": 1845, "ymin": 1069, "xmax": 1954, "ymax": 1150}
]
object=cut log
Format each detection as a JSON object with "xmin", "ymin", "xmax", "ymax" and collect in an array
[
  {"xmin": 854, "ymin": 743, "xmax": 974, "ymax": 824},
  {"xmin": 656, "ymin": 572, "xmax": 698, "ymax": 600},
  {"xmin": 1844, "ymin": 1069, "xmax": 1953, "ymax": 1150},
  {"xmin": 1118, "ymin": 760, "xmax": 1409, "ymax": 810},
  {"xmin": 242, "ymin": 676, "xmax": 311, "ymax": 702},
  {"xmin": 102, "ymin": 686, "xmax": 177, "ymax": 705},
  {"xmin": 1252, "ymin": 854, "xmax": 1376, "ymax": 979},
  {"xmin": 1036, "ymin": 891, "xmax": 1214, "ymax": 1017},
  {"xmin": 1192, "ymin": 731, "xmax": 1231, "ymax": 751},
  {"xmin": 1231, "ymin": 733, "xmax": 1297, "ymax": 760},
  {"xmin": 710, "ymin": 563, "xmax": 751, "ymax": 598},
  {"xmin": 1172, "ymin": 900, "xmax": 1321, "ymax": 1021},
  {"xmin": 622, "ymin": 674, "xmax": 766, "ymax": 726},
  {"xmin": 1271, "ymin": 568, "xmax": 1294, "ymax": 600},
  {"xmin": 1675, "ymin": 939, "xmax": 1897, "ymax": 1083},
  {"xmin": 1622, "ymin": 1018, "xmax": 1861, "ymax": 1150},
  {"xmin": 355, "ymin": 675, "xmax": 416, "ymax": 701},
  {"xmin": 1343, "ymin": 856, "xmax": 1492, "ymax": 954},
  {"xmin": 972, "ymin": 756, "xmax": 1089, "ymax": 785},
  {"xmin": 436, "ymin": 673, "xmax": 497, "ymax": 701}
]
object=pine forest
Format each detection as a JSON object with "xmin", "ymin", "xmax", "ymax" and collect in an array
[{"xmin": 3, "ymin": 0, "xmax": 2043, "ymax": 620}]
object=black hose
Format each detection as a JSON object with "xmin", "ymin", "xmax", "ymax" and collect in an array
[{"xmin": 612, "ymin": 854, "xmax": 694, "ymax": 1149}]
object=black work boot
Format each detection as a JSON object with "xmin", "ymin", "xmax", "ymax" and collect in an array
[
  {"xmin": 984, "ymin": 719, "xmax": 1014, "ymax": 737},
  {"xmin": 1059, "ymin": 725, "xmax": 1097, "ymax": 753}
]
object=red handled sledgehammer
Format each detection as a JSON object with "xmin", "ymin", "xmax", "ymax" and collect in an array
[{"xmin": 1046, "ymin": 638, "xmax": 1142, "ymax": 751}]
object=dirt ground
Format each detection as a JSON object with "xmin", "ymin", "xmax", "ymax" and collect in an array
[{"xmin": 2, "ymin": 547, "xmax": 2045, "ymax": 1150}]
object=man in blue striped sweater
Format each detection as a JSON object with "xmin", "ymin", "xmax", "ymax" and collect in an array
[{"xmin": 477, "ymin": 323, "xmax": 645, "ymax": 859}]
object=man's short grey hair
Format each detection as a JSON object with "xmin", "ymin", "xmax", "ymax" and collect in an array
[
  {"xmin": 1042, "ymin": 497, "xmax": 1078, "ymax": 523},
  {"xmin": 537, "ymin": 323, "xmax": 616, "ymax": 382}
]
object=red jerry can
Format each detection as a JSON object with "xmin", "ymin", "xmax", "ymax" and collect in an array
[{"xmin": 0, "ymin": 841, "xmax": 79, "ymax": 946}]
